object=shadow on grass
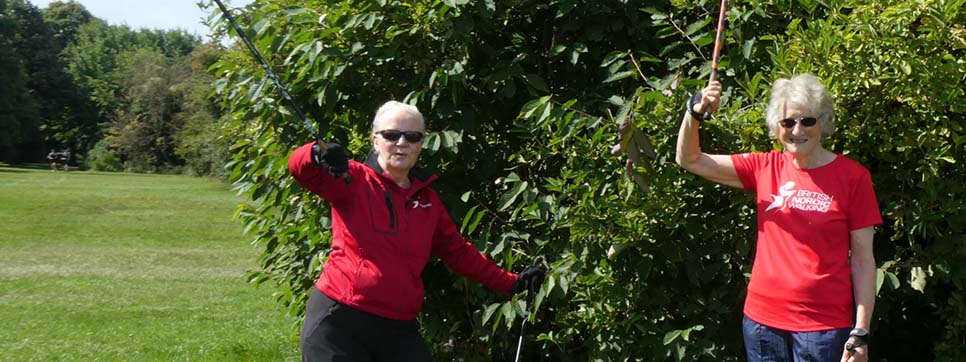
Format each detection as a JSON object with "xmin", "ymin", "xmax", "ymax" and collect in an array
[
  {"xmin": 0, "ymin": 168, "xmax": 30, "ymax": 173},
  {"xmin": 0, "ymin": 163, "xmax": 121, "ymax": 175},
  {"xmin": 0, "ymin": 163, "xmax": 80, "ymax": 172}
]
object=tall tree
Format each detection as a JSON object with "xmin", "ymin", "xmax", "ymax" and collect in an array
[
  {"xmin": 63, "ymin": 20, "xmax": 202, "ymax": 163},
  {"xmin": 63, "ymin": 19, "xmax": 129, "ymax": 122},
  {"xmin": 131, "ymin": 28, "xmax": 198, "ymax": 59},
  {"xmin": 111, "ymin": 47, "xmax": 193, "ymax": 171},
  {"xmin": 0, "ymin": 0, "xmax": 40, "ymax": 161},
  {"xmin": 174, "ymin": 42, "xmax": 228, "ymax": 177},
  {"xmin": 40, "ymin": 0, "xmax": 92, "ymax": 50},
  {"xmin": 9, "ymin": 0, "xmax": 96, "ymax": 159}
]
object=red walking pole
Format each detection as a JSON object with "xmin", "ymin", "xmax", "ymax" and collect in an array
[{"xmin": 709, "ymin": 0, "xmax": 729, "ymax": 82}]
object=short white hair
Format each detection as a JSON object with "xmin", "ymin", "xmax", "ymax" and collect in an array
[
  {"xmin": 371, "ymin": 101, "xmax": 424, "ymax": 133},
  {"xmin": 765, "ymin": 73, "xmax": 835, "ymax": 139}
]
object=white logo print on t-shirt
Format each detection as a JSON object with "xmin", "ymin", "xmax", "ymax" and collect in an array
[
  {"xmin": 766, "ymin": 181, "xmax": 798, "ymax": 211},
  {"xmin": 766, "ymin": 181, "xmax": 834, "ymax": 213}
]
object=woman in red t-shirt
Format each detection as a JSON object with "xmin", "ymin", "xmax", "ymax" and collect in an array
[{"xmin": 676, "ymin": 74, "xmax": 881, "ymax": 362}]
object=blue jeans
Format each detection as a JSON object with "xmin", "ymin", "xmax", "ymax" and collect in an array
[{"xmin": 742, "ymin": 315, "xmax": 850, "ymax": 362}]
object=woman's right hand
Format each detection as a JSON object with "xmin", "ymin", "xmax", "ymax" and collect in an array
[
  {"xmin": 695, "ymin": 80, "xmax": 722, "ymax": 115},
  {"xmin": 312, "ymin": 142, "xmax": 350, "ymax": 177}
]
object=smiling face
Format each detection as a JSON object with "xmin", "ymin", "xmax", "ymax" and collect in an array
[
  {"xmin": 777, "ymin": 103, "xmax": 824, "ymax": 157},
  {"xmin": 372, "ymin": 108, "xmax": 424, "ymax": 176}
]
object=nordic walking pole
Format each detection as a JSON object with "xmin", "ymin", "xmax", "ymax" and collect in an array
[
  {"xmin": 709, "ymin": 0, "xmax": 729, "ymax": 83},
  {"xmin": 514, "ymin": 256, "xmax": 543, "ymax": 362},
  {"xmin": 212, "ymin": 0, "xmax": 350, "ymax": 183}
]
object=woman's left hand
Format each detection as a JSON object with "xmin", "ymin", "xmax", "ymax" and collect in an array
[{"xmin": 840, "ymin": 342, "xmax": 868, "ymax": 362}]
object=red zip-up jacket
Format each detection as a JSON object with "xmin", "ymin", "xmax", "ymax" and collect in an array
[{"xmin": 289, "ymin": 142, "xmax": 518, "ymax": 320}]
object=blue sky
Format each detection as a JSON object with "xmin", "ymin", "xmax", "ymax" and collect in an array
[{"xmin": 27, "ymin": 0, "xmax": 254, "ymax": 39}]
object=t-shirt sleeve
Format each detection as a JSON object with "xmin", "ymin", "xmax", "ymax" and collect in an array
[
  {"xmin": 848, "ymin": 167, "xmax": 883, "ymax": 231},
  {"xmin": 730, "ymin": 152, "xmax": 766, "ymax": 191}
]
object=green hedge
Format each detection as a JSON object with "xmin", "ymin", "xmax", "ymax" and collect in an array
[{"xmin": 212, "ymin": 0, "xmax": 965, "ymax": 360}]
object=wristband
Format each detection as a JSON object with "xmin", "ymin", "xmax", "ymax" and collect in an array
[{"xmin": 685, "ymin": 92, "xmax": 712, "ymax": 122}]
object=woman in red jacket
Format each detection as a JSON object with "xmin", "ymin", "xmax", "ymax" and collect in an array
[{"xmin": 290, "ymin": 100, "xmax": 543, "ymax": 362}]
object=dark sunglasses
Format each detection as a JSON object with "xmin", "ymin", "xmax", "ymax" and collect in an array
[
  {"xmin": 376, "ymin": 129, "xmax": 425, "ymax": 143},
  {"xmin": 779, "ymin": 117, "xmax": 818, "ymax": 129}
]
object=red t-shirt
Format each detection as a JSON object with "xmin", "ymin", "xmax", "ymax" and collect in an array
[{"xmin": 731, "ymin": 151, "xmax": 882, "ymax": 331}]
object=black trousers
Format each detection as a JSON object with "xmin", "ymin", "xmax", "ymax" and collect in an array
[{"xmin": 300, "ymin": 288, "xmax": 434, "ymax": 362}]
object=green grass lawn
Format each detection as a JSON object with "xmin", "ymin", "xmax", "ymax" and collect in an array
[{"xmin": 0, "ymin": 165, "xmax": 299, "ymax": 361}]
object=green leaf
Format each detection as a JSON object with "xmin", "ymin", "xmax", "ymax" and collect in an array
[
  {"xmin": 601, "ymin": 51, "xmax": 628, "ymax": 67},
  {"xmin": 253, "ymin": 18, "xmax": 271, "ymax": 36},
  {"xmin": 603, "ymin": 70, "xmax": 635, "ymax": 83},
  {"xmin": 663, "ymin": 329, "xmax": 682, "ymax": 345},
  {"xmin": 875, "ymin": 268, "xmax": 885, "ymax": 294},
  {"xmin": 465, "ymin": 211, "xmax": 484, "ymax": 234},
  {"xmin": 909, "ymin": 266, "xmax": 927, "ymax": 293},
  {"xmin": 501, "ymin": 302, "xmax": 516, "ymax": 327},
  {"xmin": 423, "ymin": 132, "xmax": 442, "ymax": 152},
  {"xmin": 498, "ymin": 181, "xmax": 529, "ymax": 211},
  {"xmin": 743, "ymin": 38, "xmax": 756, "ymax": 59},
  {"xmin": 363, "ymin": 13, "xmax": 379, "ymax": 30},
  {"xmin": 886, "ymin": 271, "xmax": 901, "ymax": 289},
  {"xmin": 522, "ymin": 74, "xmax": 550, "ymax": 93},
  {"xmin": 490, "ymin": 239, "xmax": 505, "ymax": 256},
  {"xmin": 460, "ymin": 205, "xmax": 477, "ymax": 229},
  {"xmin": 481, "ymin": 303, "xmax": 500, "ymax": 325},
  {"xmin": 285, "ymin": 8, "xmax": 309, "ymax": 19},
  {"xmin": 520, "ymin": 96, "xmax": 551, "ymax": 118},
  {"xmin": 684, "ymin": 18, "xmax": 712, "ymax": 36}
]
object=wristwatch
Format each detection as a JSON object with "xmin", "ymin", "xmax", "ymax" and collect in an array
[
  {"xmin": 685, "ymin": 92, "xmax": 712, "ymax": 122},
  {"xmin": 845, "ymin": 328, "xmax": 869, "ymax": 351}
]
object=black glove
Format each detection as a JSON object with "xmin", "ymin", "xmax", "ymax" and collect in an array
[
  {"xmin": 311, "ymin": 142, "xmax": 349, "ymax": 176},
  {"xmin": 512, "ymin": 265, "xmax": 546, "ymax": 294}
]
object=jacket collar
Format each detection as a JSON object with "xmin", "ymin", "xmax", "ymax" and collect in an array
[{"xmin": 364, "ymin": 150, "xmax": 436, "ymax": 190}]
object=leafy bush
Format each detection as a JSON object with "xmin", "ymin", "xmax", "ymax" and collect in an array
[
  {"xmin": 175, "ymin": 44, "xmax": 229, "ymax": 178},
  {"xmin": 86, "ymin": 138, "xmax": 122, "ymax": 172},
  {"xmin": 212, "ymin": 0, "xmax": 966, "ymax": 360}
]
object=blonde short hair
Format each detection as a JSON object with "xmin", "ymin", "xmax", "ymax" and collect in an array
[{"xmin": 371, "ymin": 101, "xmax": 425, "ymax": 133}]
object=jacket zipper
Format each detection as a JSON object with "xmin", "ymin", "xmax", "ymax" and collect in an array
[{"xmin": 384, "ymin": 191, "xmax": 396, "ymax": 229}]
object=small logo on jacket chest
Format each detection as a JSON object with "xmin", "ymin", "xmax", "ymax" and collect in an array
[{"xmin": 410, "ymin": 199, "xmax": 432, "ymax": 208}]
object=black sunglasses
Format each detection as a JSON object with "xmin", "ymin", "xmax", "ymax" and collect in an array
[
  {"xmin": 779, "ymin": 117, "xmax": 818, "ymax": 129},
  {"xmin": 376, "ymin": 129, "xmax": 425, "ymax": 143}
]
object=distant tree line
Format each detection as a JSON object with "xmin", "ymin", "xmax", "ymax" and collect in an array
[{"xmin": 0, "ymin": 0, "xmax": 227, "ymax": 176}]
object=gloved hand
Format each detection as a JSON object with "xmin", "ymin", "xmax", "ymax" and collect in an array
[
  {"xmin": 311, "ymin": 142, "xmax": 349, "ymax": 177},
  {"xmin": 512, "ymin": 264, "xmax": 546, "ymax": 294}
]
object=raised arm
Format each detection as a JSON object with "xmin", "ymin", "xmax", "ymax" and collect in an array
[
  {"xmin": 289, "ymin": 141, "xmax": 352, "ymax": 203},
  {"xmin": 674, "ymin": 81, "xmax": 743, "ymax": 189}
]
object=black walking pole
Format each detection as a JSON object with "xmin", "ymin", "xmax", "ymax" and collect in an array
[
  {"xmin": 514, "ymin": 256, "xmax": 543, "ymax": 362},
  {"xmin": 212, "ymin": 0, "xmax": 350, "ymax": 183}
]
